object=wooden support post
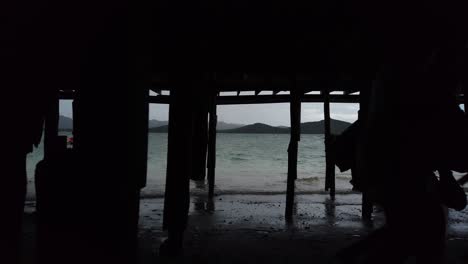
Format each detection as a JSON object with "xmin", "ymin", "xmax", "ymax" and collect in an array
[
  {"xmin": 285, "ymin": 85, "xmax": 301, "ymax": 221},
  {"xmin": 463, "ymin": 86, "xmax": 467, "ymax": 113},
  {"xmin": 207, "ymin": 90, "xmax": 218, "ymax": 199},
  {"xmin": 362, "ymin": 190, "xmax": 373, "ymax": 221},
  {"xmin": 324, "ymin": 89, "xmax": 335, "ymax": 198},
  {"xmin": 161, "ymin": 81, "xmax": 196, "ymax": 255},
  {"xmin": 44, "ymin": 91, "xmax": 59, "ymax": 159},
  {"xmin": 127, "ymin": 88, "xmax": 149, "ymax": 258},
  {"xmin": 190, "ymin": 92, "xmax": 209, "ymax": 181},
  {"xmin": 359, "ymin": 88, "xmax": 373, "ymax": 220},
  {"xmin": 61, "ymin": 88, "xmax": 149, "ymax": 263}
]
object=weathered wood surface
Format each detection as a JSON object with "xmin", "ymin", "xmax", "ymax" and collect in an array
[{"xmin": 285, "ymin": 86, "xmax": 301, "ymax": 220}]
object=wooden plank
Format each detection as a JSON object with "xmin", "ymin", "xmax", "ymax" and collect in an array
[
  {"xmin": 207, "ymin": 91, "xmax": 218, "ymax": 199},
  {"xmin": 323, "ymin": 88, "xmax": 336, "ymax": 198},
  {"xmin": 148, "ymin": 94, "xmax": 360, "ymax": 104},
  {"xmin": 285, "ymin": 86, "xmax": 301, "ymax": 221}
]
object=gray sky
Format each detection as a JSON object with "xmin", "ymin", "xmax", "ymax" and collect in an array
[
  {"xmin": 149, "ymin": 103, "xmax": 360, "ymax": 126},
  {"xmin": 60, "ymin": 100, "xmax": 466, "ymax": 126},
  {"xmin": 60, "ymin": 100, "xmax": 359, "ymax": 125}
]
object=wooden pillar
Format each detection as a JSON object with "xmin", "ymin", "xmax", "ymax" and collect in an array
[
  {"xmin": 463, "ymin": 86, "xmax": 467, "ymax": 113},
  {"xmin": 285, "ymin": 84, "xmax": 301, "ymax": 220},
  {"xmin": 324, "ymin": 89, "xmax": 335, "ymax": 198},
  {"xmin": 68, "ymin": 88, "xmax": 149, "ymax": 263},
  {"xmin": 161, "ymin": 81, "xmax": 196, "ymax": 255},
  {"xmin": 44, "ymin": 91, "xmax": 60, "ymax": 159},
  {"xmin": 359, "ymin": 88, "xmax": 373, "ymax": 220},
  {"xmin": 207, "ymin": 90, "xmax": 218, "ymax": 199},
  {"xmin": 190, "ymin": 94, "xmax": 209, "ymax": 181},
  {"xmin": 119, "ymin": 88, "xmax": 149, "ymax": 260}
]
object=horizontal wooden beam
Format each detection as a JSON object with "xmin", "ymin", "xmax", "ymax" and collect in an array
[
  {"xmin": 216, "ymin": 94, "xmax": 361, "ymax": 104},
  {"xmin": 60, "ymin": 91, "xmax": 465, "ymax": 105},
  {"xmin": 150, "ymin": 88, "xmax": 162, "ymax": 95},
  {"xmin": 59, "ymin": 90, "xmax": 74, "ymax": 100},
  {"xmin": 148, "ymin": 94, "xmax": 361, "ymax": 104}
]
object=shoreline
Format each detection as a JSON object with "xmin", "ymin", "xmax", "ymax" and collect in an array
[{"xmin": 20, "ymin": 193, "xmax": 468, "ymax": 263}]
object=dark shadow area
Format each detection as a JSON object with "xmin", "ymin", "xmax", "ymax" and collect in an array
[{"xmin": 3, "ymin": 1, "xmax": 468, "ymax": 264}]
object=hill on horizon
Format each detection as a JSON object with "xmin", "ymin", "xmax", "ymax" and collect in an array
[
  {"xmin": 59, "ymin": 115, "xmax": 73, "ymax": 131},
  {"xmin": 60, "ymin": 116, "xmax": 351, "ymax": 134},
  {"xmin": 149, "ymin": 119, "xmax": 352, "ymax": 134},
  {"xmin": 59, "ymin": 117, "xmax": 245, "ymax": 131},
  {"xmin": 149, "ymin": 119, "xmax": 168, "ymax": 128},
  {"xmin": 220, "ymin": 119, "xmax": 351, "ymax": 134},
  {"xmin": 221, "ymin": 123, "xmax": 289, "ymax": 134}
]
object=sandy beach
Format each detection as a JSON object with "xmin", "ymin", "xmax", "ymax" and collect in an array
[
  {"xmin": 144, "ymin": 193, "xmax": 468, "ymax": 264},
  {"xmin": 19, "ymin": 193, "xmax": 468, "ymax": 264}
]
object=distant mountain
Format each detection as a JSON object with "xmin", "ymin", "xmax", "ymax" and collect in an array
[
  {"xmin": 217, "ymin": 121, "xmax": 245, "ymax": 130},
  {"xmin": 301, "ymin": 119, "xmax": 351, "ymax": 134},
  {"xmin": 149, "ymin": 119, "xmax": 168, "ymax": 128},
  {"xmin": 61, "ymin": 116, "xmax": 350, "ymax": 134},
  {"xmin": 149, "ymin": 125, "xmax": 169, "ymax": 133},
  {"xmin": 59, "ymin": 116, "xmax": 246, "ymax": 132},
  {"xmin": 59, "ymin": 115, "xmax": 73, "ymax": 131},
  {"xmin": 220, "ymin": 119, "xmax": 351, "ymax": 134},
  {"xmin": 60, "ymin": 117, "xmax": 169, "ymax": 131},
  {"xmin": 148, "ymin": 121, "xmax": 245, "ymax": 133},
  {"xmin": 220, "ymin": 123, "xmax": 289, "ymax": 134}
]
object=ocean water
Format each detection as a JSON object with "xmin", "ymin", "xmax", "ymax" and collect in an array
[
  {"xmin": 146, "ymin": 133, "xmax": 354, "ymax": 198},
  {"xmin": 25, "ymin": 132, "xmax": 468, "ymax": 200},
  {"xmin": 26, "ymin": 132, "xmax": 353, "ymax": 200}
]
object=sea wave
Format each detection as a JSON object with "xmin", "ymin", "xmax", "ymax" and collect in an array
[
  {"xmin": 139, "ymin": 189, "xmax": 360, "ymax": 199},
  {"xmin": 24, "ymin": 186, "xmax": 468, "ymax": 202},
  {"xmin": 294, "ymin": 177, "xmax": 321, "ymax": 183},
  {"xmin": 230, "ymin": 157, "xmax": 249, "ymax": 161}
]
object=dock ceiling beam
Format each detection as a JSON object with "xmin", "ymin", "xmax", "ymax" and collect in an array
[{"xmin": 149, "ymin": 94, "xmax": 360, "ymax": 105}]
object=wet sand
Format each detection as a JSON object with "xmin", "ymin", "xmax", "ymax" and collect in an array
[
  {"xmin": 21, "ymin": 194, "xmax": 468, "ymax": 264},
  {"xmin": 139, "ymin": 194, "xmax": 468, "ymax": 264}
]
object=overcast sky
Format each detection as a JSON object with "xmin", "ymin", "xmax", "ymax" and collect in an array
[
  {"xmin": 60, "ymin": 100, "xmax": 359, "ymax": 126},
  {"xmin": 149, "ymin": 103, "xmax": 359, "ymax": 126},
  {"xmin": 59, "ymin": 100, "xmax": 466, "ymax": 126}
]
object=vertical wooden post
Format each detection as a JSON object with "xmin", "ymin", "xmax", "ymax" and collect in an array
[
  {"xmin": 127, "ymin": 88, "xmax": 149, "ymax": 259},
  {"xmin": 324, "ymin": 88, "xmax": 335, "ymax": 198},
  {"xmin": 44, "ymin": 91, "xmax": 59, "ymax": 159},
  {"xmin": 286, "ymin": 82, "xmax": 301, "ymax": 220},
  {"xmin": 359, "ymin": 88, "xmax": 373, "ymax": 220},
  {"xmin": 463, "ymin": 86, "xmax": 467, "ymax": 113},
  {"xmin": 207, "ymin": 89, "xmax": 218, "ymax": 199},
  {"xmin": 190, "ymin": 93, "xmax": 209, "ymax": 181},
  {"xmin": 161, "ymin": 78, "xmax": 196, "ymax": 255}
]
